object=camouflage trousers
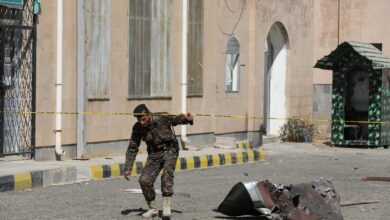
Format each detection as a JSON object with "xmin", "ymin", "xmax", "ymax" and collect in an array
[{"xmin": 139, "ymin": 146, "xmax": 179, "ymax": 202}]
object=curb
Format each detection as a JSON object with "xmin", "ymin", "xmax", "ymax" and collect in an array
[
  {"xmin": 0, "ymin": 148, "xmax": 264, "ymax": 192},
  {"xmin": 236, "ymin": 140, "xmax": 252, "ymax": 149}
]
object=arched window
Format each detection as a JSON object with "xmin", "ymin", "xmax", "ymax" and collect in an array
[{"xmin": 225, "ymin": 37, "xmax": 240, "ymax": 92}]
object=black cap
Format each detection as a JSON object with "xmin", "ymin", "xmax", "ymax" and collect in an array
[{"xmin": 133, "ymin": 104, "xmax": 150, "ymax": 118}]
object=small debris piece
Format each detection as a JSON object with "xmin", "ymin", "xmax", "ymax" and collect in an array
[
  {"xmin": 186, "ymin": 146, "xmax": 201, "ymax": 151},
  {"xmin": 359, "ymin": 207, "xmax": 368, "ymax": 212},
  {"xmin": 72, "ymin": 157, "xmax": 90, "ymax": 161},
  {"xmin": 340, "ymin": 200, "xmax": 380, "ymax": 207},
  {"xmin": 362, "ymin": 176, "xmax": 390, "ymax": 182}
]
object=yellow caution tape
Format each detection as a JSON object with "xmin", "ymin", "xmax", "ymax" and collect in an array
[{"xmin": 1, "ymin": 110, "xmax": 390, "ymax": 124}]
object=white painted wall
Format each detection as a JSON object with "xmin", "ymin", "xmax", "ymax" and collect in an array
[
  {"xmin": 269, "ymin": 46, "xmax": 287, "ymax": 135},
  {"xmin": 267, "ymin": 23, "xmax": 288, "ymax": 135}
]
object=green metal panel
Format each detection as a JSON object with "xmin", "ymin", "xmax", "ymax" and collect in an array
[
  {"xmin": 315, "ymin": 41, "xmax": 390, "ymax": 147},
  {"xmin": 0, "ymin": 0, "xmax": 23, "ymax": 9},
  {"xmin": 367, "ymin": 69, "xmax": 382, "ymax": 146},
  {"xmin": 328, "ymin": 49, "xmax": 383, "ymax": 146},
  {"xmin": 381, "ymin": 69, "xmax": 390, "ymax": 146},
  {"xmin": 315, "ymin": 41, "xmax": 390, "ymax": 70},
  {"xmin": 330, "ymin": 68, "xmax": 346, "ymax": 144},
  {"xmin": 33, "ymin": 0, "xmax": 40, "ymax": 14}
]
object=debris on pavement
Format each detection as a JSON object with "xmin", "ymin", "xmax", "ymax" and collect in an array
[
  {"xmin": 362, "ymin": 176, "xmax": 390, "ymax": 181},
  {"xmin": 185, "ymin": 145, "xmax": 201, "ymax": 151},
  {"xmin": 72, "ymin": 157, "xmax": 90, "ymax": 161},
  {"xmin": 340, "ymin": 200, "xmax": 380, "ymax": 207},
  {"xmin": 217, "ymin": 177, "xmax": 343, "ymax": 220}
]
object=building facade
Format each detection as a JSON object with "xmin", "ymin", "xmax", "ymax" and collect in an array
[{"xmin": 1, "ymin": 0, "xmax": 389, "ymax": 160}]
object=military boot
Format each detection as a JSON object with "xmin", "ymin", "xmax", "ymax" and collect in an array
[
  {"xmin": 162, "ymin": 196, "xmax": 172, "ymax": 218},
  {"xmin": 142, "ymin": 200, "xmax": 158, "ymax": 219}
]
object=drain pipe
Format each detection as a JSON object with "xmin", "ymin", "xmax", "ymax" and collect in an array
[
  {"xmin": 76, "ymin": 0, "xmax": 86, "ymax": 159},
  {"xmin": 55, "ymin": 0, "xmax": 65, "ymax": 156},
  {"xmin": 181, "ymin": 0, "xmax": 189, "ymax": 146}
]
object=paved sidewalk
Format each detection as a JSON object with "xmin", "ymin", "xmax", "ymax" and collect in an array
[{"xmin": 0, "ymin": 142, "xmax": 264, "ymax": 192}]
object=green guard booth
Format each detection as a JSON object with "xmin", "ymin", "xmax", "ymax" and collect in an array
[{"xmin": 315, "ymin": 41, "xmax": 390, "ymax": 147}]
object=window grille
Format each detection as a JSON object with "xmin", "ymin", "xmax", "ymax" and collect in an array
[
  {"xmin": 187, "ymin": 0, "xmax": 203, "ymax": 96},
  {"xmin": 85, "ymin": 0, "xmax": 110, "ymax": 99},
  {"xmin": 128, "ymin": 0, "xmax": 172, "ymax": 98}
]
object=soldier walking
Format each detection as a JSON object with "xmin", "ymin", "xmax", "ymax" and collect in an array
[{"xmin": 124, "ymin": 104, "xmax": 194, "ymax": 218}]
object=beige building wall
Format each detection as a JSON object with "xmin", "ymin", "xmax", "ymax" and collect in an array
[
  {"xmin": 203, "ymin": 0, "xmax": 251, "ymax": 135},
  {"xmin": 35, "ymin": 0, "xmax": 390, "ymax": 158},
  {"xmin": 86, "ymin": 0, "xmax": 130, "ymax": 144},
  {"xmin": 250, "ymin": 0, "xmax": 314, "ymax": 125},
  {"xmin": 311, "ymin": 0, "xmax": 390, "ymax": 132},
  {"xmin": 311, "ymin": 0, "xmax": 338, "ymax": 131},
  {"xmin": 34, "ymin": 0, "xmax": 316, "ymax": 155},
  {"xmin": 35, "ymin": 0, "xmax": 78, "ymax": 147},
  {"xmin": 340, "ymin": 0, "xmax": 390, "ymax": 54},
  {"xmin": 313, "ymin": 0, "xmax": 390, "ymax": 84},
  {"xmin": 313, "ymin": 0, "xmax": 338, "ymax": 85}
]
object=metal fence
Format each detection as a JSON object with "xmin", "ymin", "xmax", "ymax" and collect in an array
[{"xmin": 0, "ymin": 0, "xmax": 35, "ymax": 160}]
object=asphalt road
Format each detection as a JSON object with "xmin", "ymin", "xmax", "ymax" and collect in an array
[{"xmin": 0, "ymin": 143, "xmax": 389, "ymax": 220}]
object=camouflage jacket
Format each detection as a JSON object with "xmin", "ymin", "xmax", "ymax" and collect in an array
[{"xmin": 124, "ymin": 114, "xmax": 193, "ymax": 172}]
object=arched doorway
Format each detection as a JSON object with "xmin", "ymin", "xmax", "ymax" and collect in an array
[{"xmin": 263, "ymin": 22, "xmax": 289, "ymax": 135}]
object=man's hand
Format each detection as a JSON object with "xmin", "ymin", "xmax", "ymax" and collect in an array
[
  {"xmin": 185, "ymin": 112, "xmax": 193, "ymax": 123},
  {"xmin": 124, "ymin": 170, "xmax": 131, "ymax": 181}
]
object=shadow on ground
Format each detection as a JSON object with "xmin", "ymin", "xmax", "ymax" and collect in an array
[
  {"xmin": 121, "ymin": 208, "xmax": 183, "ymax": 217},
  {"xmin": 214, "ymin": 216, "xmax": 268, "ymax": 220},
  {"xmin": 212, "ymin": 208, "xmax": 268, "ymax": 220}
]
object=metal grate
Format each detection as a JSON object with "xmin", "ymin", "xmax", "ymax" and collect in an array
[{"xmin": 0, "ymin": 0, "xmax": 35, "ymax": 160}]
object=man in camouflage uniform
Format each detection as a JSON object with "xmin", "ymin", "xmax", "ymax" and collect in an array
[{"xmin": 124, "ymin": 104, "xmax": 193, "ymax": 219}]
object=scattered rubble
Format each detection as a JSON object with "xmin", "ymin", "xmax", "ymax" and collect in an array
[{"xmin": 217, "ymin": 178, "xmax": 344, "ymax": 220}]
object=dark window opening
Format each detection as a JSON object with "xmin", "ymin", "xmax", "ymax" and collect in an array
[{"xmin": 371, "ymin": 43, "xmax": 382, "ymax": 51}]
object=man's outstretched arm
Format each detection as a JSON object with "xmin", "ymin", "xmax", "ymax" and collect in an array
[
  {"xmin": 167, "ymin": 113, "xmax": 194, "ymax": 126},
  {"xmin": 124, "ymin": 125, "xmax": 141, "ymax": 180}
]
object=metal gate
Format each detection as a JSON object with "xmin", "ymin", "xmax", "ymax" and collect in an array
[{"xmin": 0, "ymin": 0, "xmax": 35, "ymax": 159}]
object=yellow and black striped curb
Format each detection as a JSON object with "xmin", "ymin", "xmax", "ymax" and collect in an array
[
  {"xmin": 0, "ymin": 148, "xmax": 264, "ymax": 192},
  {"xmin": 236, "ymin": 140, "xmax": 251, "ymax": 149},
  {"xmin": 89, "ymin": 148, "xmax": 265, "ymax": 180}
]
